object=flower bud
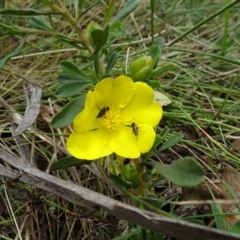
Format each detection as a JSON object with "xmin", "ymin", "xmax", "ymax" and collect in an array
[
  {"xmin": 130, "ymin": 56, "xmax": 154, "ymax": 81},
  {"xmin": 123, "ymin": 164, "xmax": 138, "ymax": 184}
]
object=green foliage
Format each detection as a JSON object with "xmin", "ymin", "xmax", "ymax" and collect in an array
[
  {"xmin": 3, "ymin": 0, "xmax": 240, "ymax": 238},
  {"xmin": 149, "ymin": 157, "xmax": 205, "ymax": 187},
  {"xmin": 91, "ymin": 24, "xmax": 109, "ymax": 52},
  {"xmin": 157, "ymin": 133, "xmax": 183, "ymax": 152},
  {"xmin": 56, "ymin": 61, "xmax": 93, "ymax": 98},
  {"xmin": 56, "ymin": 82, "xmax": 92, "ymax": 98},
  {"xmin": 105, "ymin": 51, "xmax": 119, "ymax": 74},
  {"xmin": 60, "ymin": 61, "xmax": 90, "ymax": 81},
  {"xmin": 151, "ymin": 64, "xmax": 175, "ymax": 77},
  {"xmin": 0, "ymin": 34, "xmax": 29, "ymax": 69},
  {"xmin": 110, "ymin": 0, "xmax": 141, "ymax": 25},
  {"xmin": 149, "ymin": 37, "xmax": 165, "ymax": 67},
  {"xmin": 123, "ymin": 164, "xmax": 139, "ymax": 184},
  {"xmin": 229, "ymin": 221, "xmax": 240, "ymax": 234},
  {"xmin": 207, "ymin": 184, "xmax": 228, "ymax": 231},
  {"xmin": 29, "ymin": 15, "xmax": 54, "ymax": 31},
  {"xmin": 51, "ymin": 95, "xmax": 86, "ymax": 128},
  {"xmin": 50, "ymin": 156, "xmax": 91, "ymax": 171},
  {"xmin": 73, "ymin": 0, "xmax": 85, "ymax": 11}
]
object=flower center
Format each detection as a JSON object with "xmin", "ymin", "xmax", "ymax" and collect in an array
[{"xmin": 101, "ymin": 110, "xmax": 122, "ymax": 131}]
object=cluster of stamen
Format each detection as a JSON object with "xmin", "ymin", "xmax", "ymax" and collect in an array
[{"xmin": 101, "ymin": 111, "xmax": 121, "ymax": 131}]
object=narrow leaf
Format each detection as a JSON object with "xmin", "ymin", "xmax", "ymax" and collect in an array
[
  {"xmin": 149, "ymin": 45, "xmax": 161, "ymax": 67},
  {"xmin": 149, "ymin": 157, "xmax": 205, "ymax": 187},
  {"xmin": 29, "ymin": 15, "xmax": 54, "ymax": 31},
  {"xmin": 149, "ymin": 37, "xmax": 165, "ymax": 52},
  {"xmin": 55, "ymin": 34, "xmax": 84, "ymax": 50},
  {"xmin": 91, "ymin": 24, "xmax": 109, "ymax": 52},
  {"xmin": 73, "ymin": 0, "xmax": 85, "ymax": 10},
  {"xmin": 110, "ymin": 175, "xmax": 132, "ymax": 189},
  {"xmin": 60, "ymin": 61, "xmax": 90, "ymax": 80},
  {"xmin": 151, "ymin": 64, "xmax": 175, "ymax": 76},
  {"xmin": 0, "ymin": 9, "xmax": 61, "ymax": 16},
  {"xmin": 145, "ymin": 80, "xmax": 161, "ymax": 88},
  {"xmin": 57, "ymin": 74, "xmax": 91, "ymax": 84},
  {"xmin": 50, "ymin": 156, "xmax": 91, "ymax": 171},
  {"xmin": 0, "ymin": 34, "xmax": 29, "ymax": 69},
  {"xmin": 111, "ymin": 0, "xmax": 141, "ymax": 24},
  {"xmin": 51, "ymin": 94, "xmax": 86, "ymax": 128},
  {"xmin": 0, "ymin": 0, "xmax": 5, "ymax": 8},
  {"xmin": 157, "ymin": 133, "xmax": 183, "ymax": 152},
  {"xmin": 207, "ymin": 184, "xmax": 228, "ymax": 231},
  {"xmin": 105, "ymin": 51, "xmax": 119, "ymax": 74},
  {"xmin": 56, "ymin": 82, "xmax": 92, "ymax": 98}
]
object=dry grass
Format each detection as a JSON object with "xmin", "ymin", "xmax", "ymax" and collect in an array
[{"xmin": 1, "ymin": 0, "xmax": 240, "ymax": 239}]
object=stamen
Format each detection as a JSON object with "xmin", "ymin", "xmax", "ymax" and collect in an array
[{"xmin": 101, "ymin": 111, "xmax": 122, "ymax": 131}]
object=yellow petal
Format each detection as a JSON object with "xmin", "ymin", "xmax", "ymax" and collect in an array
[
  {"xmin": 121, "ymin": 82, "xmax": 162, "ymax": 127},
  {"xmin": 94, "ymin": 75, "xmax": 136, "ymax": 111},
  {"xmin": 66, "ymin": 129, "xmax": 112, "ymax": 160},
  {"xmin": 73, "ymin": 91, "xmax": 101, "ymax": 132},
  {"xmin": 109, "ymin": 124, "xmax": 155, "ymax": 158}
]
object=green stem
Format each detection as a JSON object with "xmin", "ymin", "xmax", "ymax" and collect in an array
[
  {"xmin": 134, "ymin": 158, "xmax": 147, "ymax": 197},
  {"xmin": 44, "ymin": 0, "xmax": 94, "ymax": 55},
  {"xmin": 150, "ymin": 0, "xmax": 155, "ymax": 43}
]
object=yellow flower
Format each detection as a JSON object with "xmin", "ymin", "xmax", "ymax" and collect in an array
[{"xmin": 66, "ymin": 75, "xmax": 162, "ymax": 160}]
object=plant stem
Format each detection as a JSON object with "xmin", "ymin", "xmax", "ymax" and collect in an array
[
  {"xmin": 49, "ymin": 0, "xmax": 94, "ymax": 55},
  {"xmin": 134, "ymin": 158, "xmax": 147, "ymax": 197}
]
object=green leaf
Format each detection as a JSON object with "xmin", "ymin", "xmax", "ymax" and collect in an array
[
  {"xmin": 151, "ymin": 64, "xmax": 175, "ymax": 76},
  {"xmin": 149, "ymin": 157, "xmax": 205, "ymax": 187},
  {"xmin": 149, "ymin": 45, "xmax": 161, "ymax": 67},
  {"xmin": 56, "ymin": 82, "xmax": 92, "ymax": 98},
  {"xmin": 145, "ymin": 80, "xmax": 161, "ymax": 88},
  {"xmin": 60, "ymin": 61, "xmax": 90, "ymax": 80},
  {"xmin": 105, "ymin": 51, "xmax": 119, "ymax": 74},
  {"xmin": 103, "ymin": 0, "xmax": 115, "ymax": 25},
  {"xmin": 230, "ymin": 221, "xmax": 240, "ymax": 234},
  {"xmin": 157, "ymin": 133, "xmax": 183, "ymax": 152},
  {"xmin": 222, "ymin": 180, "xmax": 240, "ymax": 210},
  {"xmin": 152, "ymin": 134, "xmax": 164, "ymax": 149},
  {"xmin": 73, "ymin": 0, "xmax": 85, "ymax": 10},
  {"xmin": 0, "ymin": 34, "xmax": 29, "ymax": 70},
  {"xmin": 150, "ymin": 37, "xmax": 165, "ymax": 52},
  {"xmin": 143, "ymin": 134, "xmax": 163, "ymax": 159},
  {"xmin": 0, "ymin": 0, "xmax": 5, "ymax": 8},
  {"xmin": 0, "ymin": 9, "xmax": 61, "ymax": 16},
  {"xmin": 159, "ymin": 126, "xmax": 169, "ymax": 137},
  {"xmin": 110, "ymin": 0, "xmax": 141, "ymax": 24},
  {"xmin": 51, "ymin": 94, "xmax": 86, "ymax": 128},
  {"xmin": 91, "ymin": 24, "xmax": 109, "ymax": 52},
  {"xmin": 58, "ymin": 74, "xmax": 90, "ymax": 84},
  {"xmin": 29, "ymin": 15, "xmax": 54, "ymax": 31},
  {"xmin": 50, "ymin": 156, "xmax": 91, "ymax": 171},
  {"xmin": 55, "ymin": 34, "xmax": 84, "ymax": 50},
  {"xmin": 110, "ymin": 175, "xmax": 132, "ymax": 189},
  {"xmin": 207, "ymin": 184, "xmax": 228, "ymax": 231}
]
